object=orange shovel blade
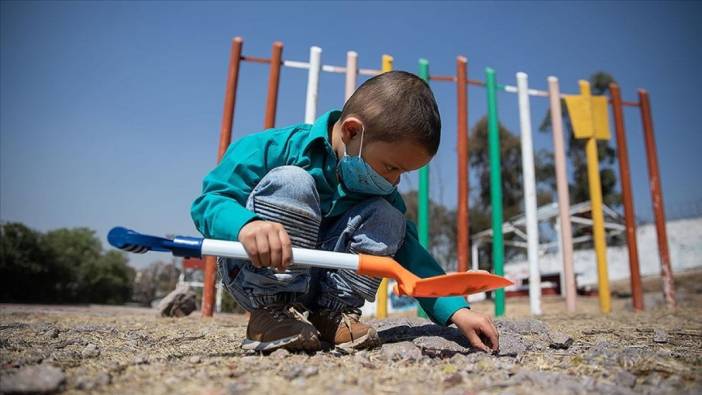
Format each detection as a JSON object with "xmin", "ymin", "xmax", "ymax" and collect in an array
[{"xmin": 402, "ymin": 272, "xmax": 513, "ymax": 298}]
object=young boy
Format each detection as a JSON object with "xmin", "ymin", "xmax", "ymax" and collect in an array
[{"xmin": 191, "ymin": 71, "xmax": 499, "ymax": 353}]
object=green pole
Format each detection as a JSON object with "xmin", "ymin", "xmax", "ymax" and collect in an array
[
  {"xmin": 485, "ymin": 67, "xmax": 505, "ymax": 317},
  {"xmin": 416, "ymin": 58, "xmax": 430, "ymax": 319}
]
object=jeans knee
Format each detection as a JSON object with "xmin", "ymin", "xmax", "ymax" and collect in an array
[
  {"xmin": 248, "ymin": 166, "xmax": 321, "ymax": 221},
  {"xmin": 339, "ymin": 197, "xmax": 406, "ymax": 256}
]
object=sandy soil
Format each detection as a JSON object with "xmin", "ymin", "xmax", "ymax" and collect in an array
[{"xmin": 1, "ymin": 270, "xmax": 701, "ymax": 395}]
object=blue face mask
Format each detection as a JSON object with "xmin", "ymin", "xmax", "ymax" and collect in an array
[{"xmin": 337, "ymin": 127, "xmax": 397, "ymax": 195}]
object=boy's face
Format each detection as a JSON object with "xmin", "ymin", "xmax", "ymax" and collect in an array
[{"xmin": 340, "ymin": 118, "xmax": 432, "ymax": 186}]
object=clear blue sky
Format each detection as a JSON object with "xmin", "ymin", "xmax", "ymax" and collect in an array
[{"xmin": 2, "ymin": 1, "xmax": 701, "ymax": 268}]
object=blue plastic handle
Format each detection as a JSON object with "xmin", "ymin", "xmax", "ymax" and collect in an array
[{"xmin": 107, "ymin": 227, "xmax": 204, "ymax": 258}]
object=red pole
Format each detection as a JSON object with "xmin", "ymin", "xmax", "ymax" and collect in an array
[
  {"xmin": 638, "ymin": 89, "xmax": 676, "ymax": 308},
  {"xmin": 609, "ymin": 83, "xmax": 643, "ymax": 311},
  {"xmin": 264, "ymin": 42, "xmax": 283, "ymax": 129},
  {"xmin": 456, "ymin": 56, "xmax": 469, "ymax": 272},
  {"xmin": 202, "ymin": 37, "xmax": 245, "ymax": 318}
]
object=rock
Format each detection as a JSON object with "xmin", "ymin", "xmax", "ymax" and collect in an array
[
  {"xmin": 81, "ymin": 343, "xmax": 100, "ymax": 358},
  {"xmin": 413, "ymin": 335, "xmax": 471, "ymax": 358},
  {"xmin": 302, "ymin": 366, "xmax": 319, "ymax": 377},
  {"xmin": 443, "ymin": 372, "xmax": 463, "ymax": 388},
  {"xmin": 380, "ymin": 341, "xmax": 422, "ymax": 362},
  {"xmin": 75, "ymin": 372, "xmax": 111, "ymax": 390},
  {"xmin": 44, "ymin": 328, "xmax": 60, "ymax": 339},
  {"xmin": 495, "ymin": 319, "xmax": 550, "ymax": 335},
  {"xmin": 158, "ymin": 284, "xmax": 198, "ymax": 317},
  {"xmin": 189, "ymin": 355, "xmax": 202, "ymax": 364},
  {"xmin": 548, "ymin": 332, "xmax": 574, "ymax": 349},
  {"xmin": 269, "ymin": 349, "xmax": 289, "ymax": 359},
  {"xmin": 133, "ymin": 355, "xmax": 149, "ymax": 365},
  {"xmin": 653, "ymin": 329, "xmax": 669, "ymax": 343},
  {"xmin": 0, "ymin": 364, "xmax": 65, "ymax": 394},
  {"xmin": 616, "ymin": 370, "xmax": 637, "ymax": 388},
  {"xmin": 280, "ymin": 366, "xmax": 304, "ymax": 380},
  {"xmin": 498, "ymin": 332, "xmax": 528, "ymax": 357},
  {"xmin": 353, "ymin": 353, "xmax": 375, "ymax": 369}
]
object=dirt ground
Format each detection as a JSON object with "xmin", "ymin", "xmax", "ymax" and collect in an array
[{"xmin": 1, "ymin": 270, "xmax": 701, "ymax": 395}]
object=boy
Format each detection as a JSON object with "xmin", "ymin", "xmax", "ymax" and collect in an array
[{"xmin": 191, "ymin": 71, "xmax": 499, "ymax": 353}]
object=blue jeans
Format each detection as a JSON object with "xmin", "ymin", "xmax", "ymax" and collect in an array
[{"xmin": 218, "ymin": 166, "xmax": 406, "ymax": 312}]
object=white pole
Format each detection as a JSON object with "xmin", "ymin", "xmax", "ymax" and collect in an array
[
  {"xmin": 345, "ymin": 51, "xmax": 358, "ymax": 102},
  {"xmin": 305, "ymin": 46, "xmax": 322, "ymax": 123},
  {"xmin": 516, "ymin": 72, "xmax": 542, "ymax": 315},
  {"xmin": 471, "ymin": 240, "xmax": 479, "ymax": 271}
]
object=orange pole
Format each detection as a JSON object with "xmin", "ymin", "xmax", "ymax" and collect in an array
[
  {"xmin": 456, "ymin": 56, "xmax": 469, "ymax": 272},
  {"xmin": 638, "ymin": 89, "xmax": 676, "ymax": 308},
  {"xmin": 203, "ymin": 37, "xmax": 244, "ymax": 317},
  {"xmin": 609, "ymin": 83, "xmax": 643, "ymax": 311},
  {"xmin": 264, "ymin": 42, "xmax": 283, "ymax": 129}
]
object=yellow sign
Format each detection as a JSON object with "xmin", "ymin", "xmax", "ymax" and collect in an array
[{"xmin": 564, "ymin": 95, "xmax": 611, "ymax": 140}]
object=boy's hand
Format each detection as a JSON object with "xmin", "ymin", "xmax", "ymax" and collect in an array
[
  {"xmin": 238, "ymin": 220, "xmax": 292, "ymax": 271},
  {"xmin": 450, "ymin": 308, "xmax": 499, "ymax": 353}
]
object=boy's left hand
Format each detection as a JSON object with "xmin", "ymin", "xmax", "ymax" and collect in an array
[{"xmin": 450, "ymin": 308, "xmax": 499, "ymax": 353}]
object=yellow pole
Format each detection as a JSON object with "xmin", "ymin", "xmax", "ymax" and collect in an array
[
  {"xmin": 376, "ymin": 55, "xmax": 393, "ymax": 319},
  {"xmin": 580, "ymin": 80, "xmax": 611, "ymax": 313}
]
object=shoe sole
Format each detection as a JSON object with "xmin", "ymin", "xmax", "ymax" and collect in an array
[
  {"xmin": 242, "ymin": 333, "xmax": 321, "ymax": 352},
  {"xmin": 337, "ymin": 327, "xmax": 381, "ymax": 350}
]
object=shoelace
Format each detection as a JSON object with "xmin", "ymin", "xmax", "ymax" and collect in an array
[{"xmin": 265, "ymin": 303, "xmax": 312, "ymax": 325}]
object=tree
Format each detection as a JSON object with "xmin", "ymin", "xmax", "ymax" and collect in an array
[
  {"xmin": 468, "ymin": 117, "xmax": 555, "ymax": 267},
  {"xmin": 538, "ymin": 71, "xmax": 621, "ymax": 208},
  {"xmin": 0, "ymin": 223, "xmax": 135, "ymax": 304}
]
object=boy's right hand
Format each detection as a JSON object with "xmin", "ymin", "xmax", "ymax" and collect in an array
[{"xmin": 238, "ymin": 220, "xmax": 293, "ymax": 271}]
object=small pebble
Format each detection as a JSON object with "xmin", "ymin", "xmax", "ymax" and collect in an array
[
  {"xmin": 548, "ymin": 332, "xmax": 574, "ymax": 350},
  {"xmin": 81, "ymin": 343, "xmax": 100, "ymax": 358},
  {"xmin": 443, "ymin": 372, "xmax": 463, "ymax": 388},
  {"xmin": 269, "ymin": 349, "xmax": 290, "ymax": 359},
  {"xmin": 189, "ymin": 355, "xmax": 202, "ymax": 364},
  {"xmin": 653, "ymin": 329, "xmax": 669, "ymax": 343}
]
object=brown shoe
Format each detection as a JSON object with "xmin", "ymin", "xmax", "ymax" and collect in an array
[
  {"xmin": 242, "ymin": 304, "xmax": 321, "ymax": 352},
  {"xmin": 308, "ymin": 307, "xmax": 380, "ymax": 350}
]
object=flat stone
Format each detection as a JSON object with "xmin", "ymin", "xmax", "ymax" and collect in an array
[
  {"xmin": 548, "ymin": 331, "xmax": 574, "ymax": 349},
  {"xmin": 498, "ymin": 332, "xmax": 528, "ymax": 357},
  {"xmin": 0, "ymin": 364, "xmax": 65, "ymax": 394},
  {"xmin": 653, "ymin": 329, "xmax": 669, "ymax": 343},
  {"xmin": 380, "ymin": 341, "xmax": 422, "ymax": 362},
  {"xmin": 158, "ymin": 284, "xmax": 198, "ymax": 317},
  {"xmin": 413, "ymin": 335, "xmax": 471, "ymax": 358},
  {"xmin": 133, "ymin": 355, "xmax": 149, "ymax": 365},
  {"xmin": 302, "ymin": 366, "xmax": 319, "ymax": 377}
]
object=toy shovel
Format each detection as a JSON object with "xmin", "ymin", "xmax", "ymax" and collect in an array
[{"xmin": 108, "ymin": 227, "xmax": 512, "ymax": 298}]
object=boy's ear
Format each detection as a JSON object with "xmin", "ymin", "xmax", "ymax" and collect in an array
[{"xmin": 340, "ymin": 117, "xmax": 364, "ymax": 144}]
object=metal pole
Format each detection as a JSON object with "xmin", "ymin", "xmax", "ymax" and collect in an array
[
  {"xmin": 638, "ymin": 89, "xmax": 676, "ymax": 308},
  {"xmin": 376, "ymin": 55, "xmax": 393, "ymax": 319},
  {"xmin": 580, "ymin": 80, "xmax": 611, "ymax": 314},
  {"xmin": 203, "ymin": 37, "xmax": 244, "ymax": 317},
  {"xmin": 417, "ymin": 58, "xmax": 430, "ymax": 319},
  {"xmin": 547, "ymin": 77, "xmax": 576, "ymax": 313},
  {"xmin": 304, "ymin": 46, "xmax": 322, "ymax": 123},
  {"xmin": 456, "ymin": 56, "xmax": 469, "ymax": 273},
  {"xmin": 485, "ymin": 67, "xmax": 505, "ymax": 317},
  {"xmin": 264, "ymin": 41, "xmax": 283, "ymax": 129},
  {"xmin": 609, "ymin": 83, "xmax": 644, "ymax": 311},
  {"xmin": 345, "ymin": 51, "xmax": 358, "ymax": 102},
  {"xmin": 516, "ymin": 72, "xmax": 541, "ymax": 315}
]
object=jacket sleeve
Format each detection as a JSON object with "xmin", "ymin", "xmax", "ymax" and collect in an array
[
  {"xmin": 393, "ymin": 220, "xmax": 470, "ymax": 326},
  {"xmin": 191, "ymin": 134, "xmax": 280, "ymax": 241}
]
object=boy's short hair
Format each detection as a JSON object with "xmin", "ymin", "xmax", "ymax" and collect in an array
[{"xmin": 340, "ymin": 71, "xmax": 441, "ymax": 156}]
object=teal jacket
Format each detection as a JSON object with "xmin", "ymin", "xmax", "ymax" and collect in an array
[{"xmin": 191, "ymin": 110, "xmax": 469, "ymax": 325}]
